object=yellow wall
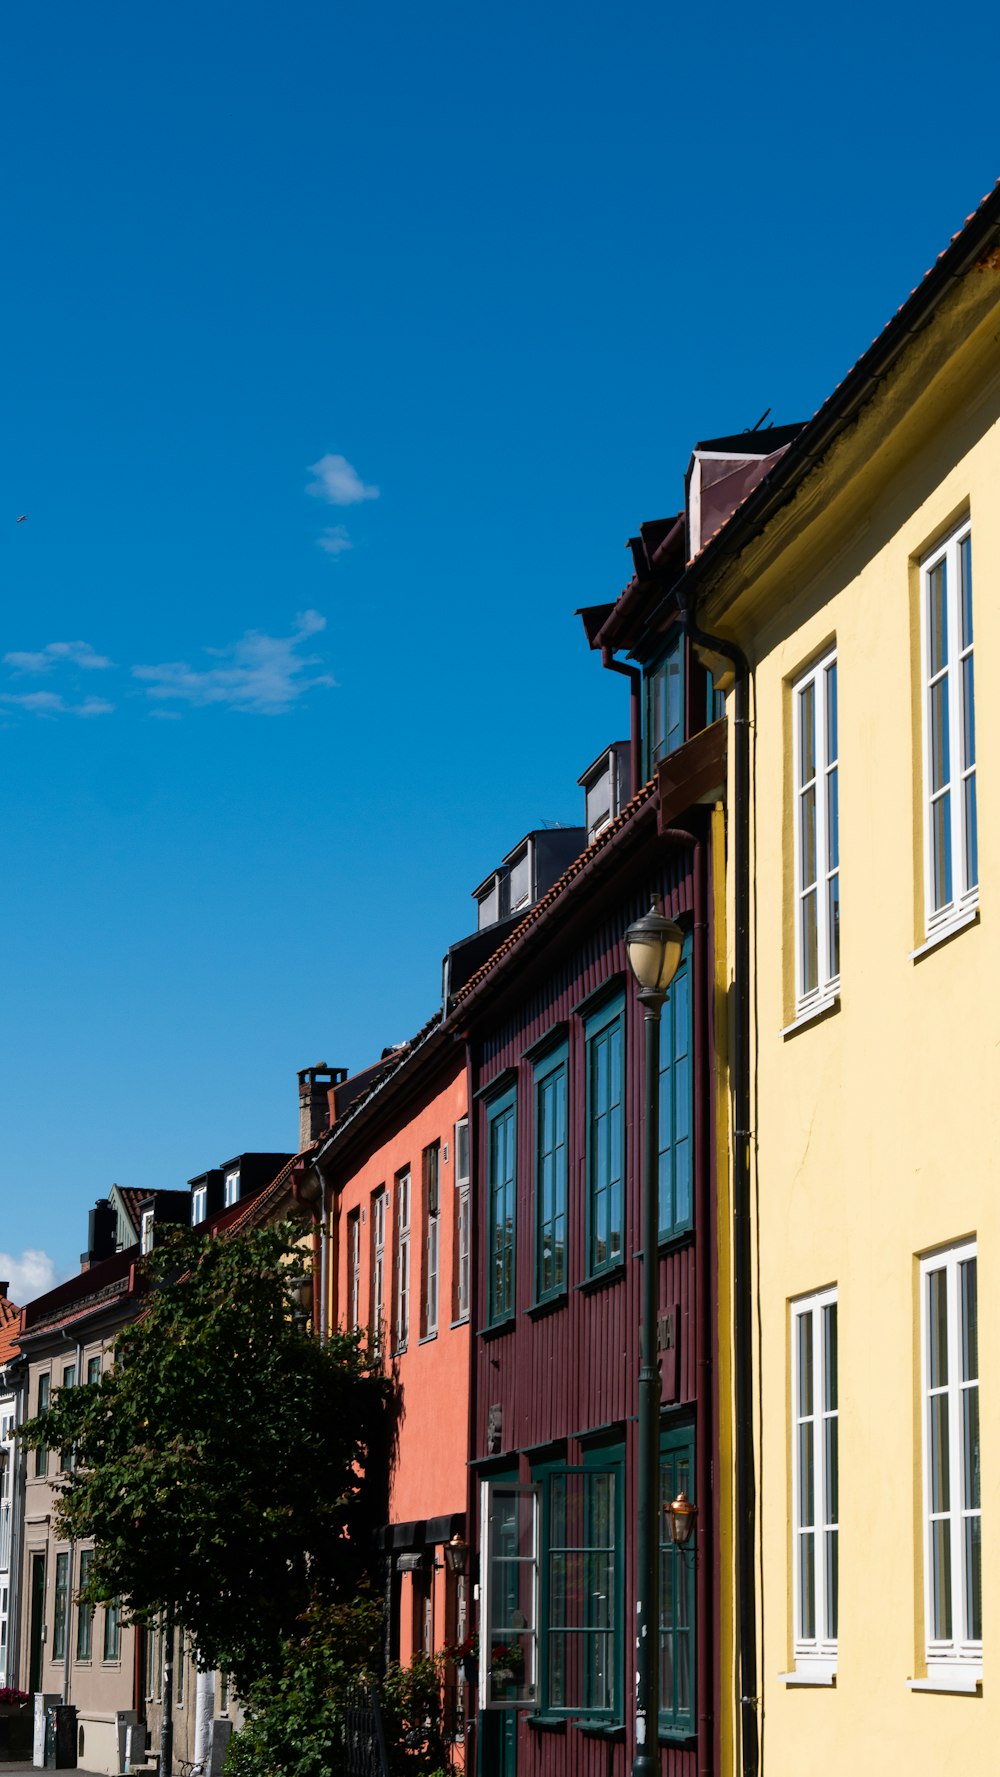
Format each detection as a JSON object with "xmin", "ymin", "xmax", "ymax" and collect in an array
[{"xmin": 716, "ymin": 271, "xmax": 1000, "ymax": 1771}]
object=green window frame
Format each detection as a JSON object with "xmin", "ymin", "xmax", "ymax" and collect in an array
[
  {"xmin": 53, "ymin": 1552, "xmax": 69, "ymax": 1660},
  {"xmin": 658, "ymin": 934, "xmax": 693, "ymax": 1242},
  {"xmin": 586, "ymin": 994, "xmax": 625, "ymax": 1278},
  {"xmin": 659, "ymin": 1425, "xmax": 696, "ymax": 1735},
  {"xmin": 537, "ymin": 1444, "xmax": 624, "ymax": 1722},
  {"xmin": 486, "ymin": 1087, "xmax": 517, "ymax": 1326},
  {"xmin": 645, "ymin": 636, "xmax": 685, "ymax": 774},
  {"xmin": 76, "ymin": 1550, "xmax": 94, "ymax": 1661},
  {"xmin": 534, "ymin": 1043, "xmax": 568, "ymax": 1304},
  {"xmin": 103, "ymin": 1598, "xmax": 122, "ymax": 1662}
]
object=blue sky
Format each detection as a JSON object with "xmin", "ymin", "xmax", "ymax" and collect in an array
[{"xmin": 2, "ymin": 0, "xmax": 998, "ymax": 1292}]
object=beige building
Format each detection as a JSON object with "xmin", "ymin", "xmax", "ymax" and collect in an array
[{"xmin": 681, "ymin": 182, "xmax": 1000, "ymax": 1772}]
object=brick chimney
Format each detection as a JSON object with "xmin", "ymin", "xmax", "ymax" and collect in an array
[{"xmin": 298, "ymin": 1065, "xmax": 345, "ymax": 1149}]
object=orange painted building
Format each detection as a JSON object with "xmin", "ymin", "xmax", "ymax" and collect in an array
[{"xmin": 306, "ymin": 1028, "xmax": 471, "ymax": 1732}]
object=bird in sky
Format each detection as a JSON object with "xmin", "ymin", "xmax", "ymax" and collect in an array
[{"xmin": 16, "ymin": 514, "xmax": 27, "ymax": 523}]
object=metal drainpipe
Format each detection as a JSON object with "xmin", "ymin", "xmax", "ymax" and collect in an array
[
  {"xmin": 676, "ymin": 595, "xmax": 757, "ymax": 1777},
  {"xmin": 601, "ymin": 648, "xmax": 642, "ymax": 797}
]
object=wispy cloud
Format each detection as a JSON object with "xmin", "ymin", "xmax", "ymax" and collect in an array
[
  {"xmin": 0, "ymin": 1247, "xmax": 57, "ymax": 1303},
  {"xmin": 0, "ymin": 690, "xmax": 114, "ymax": 717},
  {"xmin": 317, "ymin": 525, "xmax": 353, "ymax": 557},
  {"xmin": 4, "ymin": 640, "xmax": 113, "ymax": 674},
  {"xmin": 306, "ymin": 453, "xmax": 379, "ymax": 506},
  {"xmin": 133, "ymin": 611, "xmax": 335, "ymax": 715}
]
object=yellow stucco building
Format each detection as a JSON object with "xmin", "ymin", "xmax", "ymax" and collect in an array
[{"xmin": 684, "ymin": 183, "xmax": 1000, "ymax": 1773}]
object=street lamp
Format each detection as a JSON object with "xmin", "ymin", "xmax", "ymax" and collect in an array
[
  {"xmin": 442, "ymin": 1534, "xmax": 469, "ymax": 1576},
  {"xmin": 664, "ymin": 1490, "xmax": 698, "ymax": 1548},
  {"xmin": 625, "ymin": 902, "xmax": 684, "ymax": 1777}
]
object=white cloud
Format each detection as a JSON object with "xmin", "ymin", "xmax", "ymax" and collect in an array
[
  {"xmin": 0, "ymin": 690, "xmax": 114, "ymax": 717},
  {"xmin": 306, "ymin": 453, "xmax": 379, "ymax": 507},
  {"xmin": 0, "ymin": 1247, "xmax": 56, "ymax": 1304},
  {"xmin": 4, "ymin": 640, "xmax": 113, "ymax": 674},
  {"xmin": 133, "ymin": 611, "xmax": 335, "ymax": 715},
  {"xmin": 317, "ymin": 525, "xmax": 353, "ymax": 557}
]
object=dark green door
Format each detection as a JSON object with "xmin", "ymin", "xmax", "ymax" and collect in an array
[
  {"xmin": 28, "ymin": 1552, "xmax": 45, "ymax": 1695},
  {"xmin": 478, "ymin": 1709, "xmax": 516, "ymax": 1777}
]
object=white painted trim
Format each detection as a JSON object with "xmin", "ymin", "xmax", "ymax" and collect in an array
[
  {"xmin": 792, "ymin": 646, "xmax": 839, "ymax": 1013},
  {"xmin": 780, "ymin": 994, "xmax": 840, "ymax": 1039},
  {"xmin": 790, "ymin": 1287, "xmax": 838, "ymax": 1663},
  {"xmin": 777, "ymin": 1664, "xmax": 836, "ymax": 1686},
  {"xmin": 909, "ymin": 902, "xmax": 979, "ymax": 961},
  {"xmin": 920, "ymin": 520, "xmax": 976, "ymax": 934},
  {"xmin": 907, "ymin": 1669, "xmax": 981, "ymax": 1694}
]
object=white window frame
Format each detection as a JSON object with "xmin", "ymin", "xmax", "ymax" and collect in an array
[
  {"xmin": 454, "ymin": 1118, "xmax": 470, "ymax": 1323},
  {"xmin": 347, "ymin": 1210, "xmax": 361, "ymax": 1332},
  {"xmin": 395, "ymin": 1170, "xmax": 410, "ymax": 1350},
  {"xmin": 191, "ymin": 1185, "xmax": 207, "ymax": 1226},
  {"xmin": 140, "ymin": 1209, "xmax": 154, "ymax": 1255},
  {"xmin": 223, "ymin": 1170, "xmax": 241, "ymax": 1208},
  {"xmin": 790, "ymin": 1285, "xmax": 838, "ymax": 1670},
  {"xmin": 478, "ymin": 1479, "xmax": 540, "ymax": 1711},
  {"xmin": 423, "ymin": 1145, "xmax": 440, "ymax": 1338},
  {"xmin": 920, "ymin": 521, "xmax": 976, "ymax": 936},
  {"xmin": 920, "ymin": 1239, "xmax": 980, "ymax": 1671},
  {"xmin": 371, "ymin": 1190, "xmax": 386, "ymax": 1356},
  {"xmin": 792, "ymin": 646, "xmax": 839, "ymax": 1012}
]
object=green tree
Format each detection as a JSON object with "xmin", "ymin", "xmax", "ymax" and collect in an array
[{"xmin": 19, "ymin": 1223, "xmax": 392, "ymax": 1698}]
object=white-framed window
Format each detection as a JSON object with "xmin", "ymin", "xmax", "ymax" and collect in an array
[
  {"xmin": 224, "ymin": 1170, "xmax": 241, "ymax": 1208},
  {"xmin": 921, "ymin": 521, "xmax": 976, "ymax": 933},
  {"xmin": 191, "ymin": 1185, "xmax": 207, "ymax": 1225},
  {"xmin": 395, "ymin": 1170, "xmax": 410, "ymax": 1350},
  {"xmin": 791, "ymin": 1286, "xmax": 838, "ymax": 1667},
  {"xmin": 140, "ymin": 1209, "xmax": 154, "ymax": 1255},
  {"xmin": 479, "ymin": 1480, "xmax": 539, "ymax": 1710},
  {"xmin": 422, "ymin": 1144, "xmax": 440, "ymax": 1338},
  {"xmin": 920, "ymin": 1240, "xmax": 980, "ymax": 1668},
  {"xmin": 371, "ymin": 1189, "xmax": 386, "ymax": 1357},
  {"xmin": 793, "ymin": 646, "xmax": 839, "ymax": 1010},
  {"xmin": 347, "ymin": 1210, "xmax": 361, "ymax": 1332},
  {"xmin": 454, "ymin": 1118, "xmax": 470, "ymax": 1323}
]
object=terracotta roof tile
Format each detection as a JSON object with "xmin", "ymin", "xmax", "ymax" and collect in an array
[{"xmin": 0, "ymin": 1297, "xmax": 21, "ymax": 1364}]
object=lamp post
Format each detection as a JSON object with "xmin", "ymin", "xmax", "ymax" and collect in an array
[{"xmin": 625, "ymin": 903, "xmax": 684, "ymax": 1777}]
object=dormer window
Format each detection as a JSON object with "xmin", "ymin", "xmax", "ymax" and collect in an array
[
  {"xmin": 191, "ymin": 1185, "xmax": 208, "ymax": 1226},
  {"xmin": 646, "ymin": 637, "xmax": 685, "ymax": 772},
  {"xmin": 475, "ymin": 872, "xmax": 505, "ymax": 931},
  {"xmin": 224, "ymin": 1171, "xmax": 241, "ymax": 1208},
  {"xmin": 579, "ymin": 744, "xmax": 628, "ymax": 844},
  {"xmin": 140, "ymin": 1209, "xmax": 154, "ymax": 1255},
  {"xmin": 507, "ymin": 841, "xmax": 532, "ymax": 913}
]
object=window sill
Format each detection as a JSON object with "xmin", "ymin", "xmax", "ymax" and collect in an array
[
  {"xmin": 780, "ymin": 994, "xmax": 840, "ymax": 1040},
  {"xmin": 449, "ymin": 1315, "xmax": 470, "ymax": 1331},
  {"xmin": 418, "ymin": 1331, "xmax": 438, "ymax": 1346},
  {"xmin": 525, "ymin": 1715, "xmax": 566, "ymax": 1733},
  {"xmin": 525, "ymin": 1294, "xmax": 568, "ymax": 1321},
  {"xmin": 478, "ymin": 1315, "xmax": 516, "ymax": 1341},
  {"xmin": 777, "ymin": 1664, "xmax": 836, "ymax": 1687},
  {"xmin": 907, "ymin": 1669, "xmax": 981, "ymax": 1694},
  {"xmin": 576, "ymin": 1264, "xmax": 626, "ymax": 1297},
  {"xmin": 911, "ymin": 904, "xmax": 979, "ymax": 962},
  {"xmin": 658, "ymin": 1727, "xmax": 697, "ymax": 1747},
  {"xmin": 574, "ymin": 1720, "xmax": 625, "ymax": 1741}
]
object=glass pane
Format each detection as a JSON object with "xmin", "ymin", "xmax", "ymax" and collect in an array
[
  {"xmin": 800, "ymin": 786, "xmax": 817, "ymax": 889},
  {"xmin": 928, "ymin": 1269, "xmax": 948, "ymax": 1386},
  {"xmin": 799, "ymin": 1532, "xmax": 815, "ymax": 1639},
  {"xmin": 960, "ymin": 534, "xmax": 973, "ymax": 648},
  {"xmin": 826, "ymin": 765, "xmax": 839, "ymax": 868},
  {"xmin": 825, "ymin": 1529, "xmax": 838, "ymax": 1641},
  {"xmin": 797, "ymin": 1312, "xmax": 814, "ymax": 1415},
  {"xmin": 930, "ymin": 1395, "xmax": 950, "ymax": 1513},
  {"xmin": 676, "ymin": 1630, "xmax": 691, "ymax": 1715},
  {"xmin": 963, "ymin": 1388, "xmax": 980, "ymax": 1511},
  {"xmin": 825, "ymin": 661, "xmax": 838, "ymax": 761},
  {"xmin": 965, "ymin": 1514, "xmax": 982, "ymax": 1642},
  {"xmin": 930, "ymin": 677, "xmax": 950, "ymax": 793},
  {"xmin": 824, "ymin": 1303, "xmax": 838, "ymax": 1409},
  {"xmin": 931, "ymin": 1519, "xmax": 952, "ymax": 1641},
  {"xmin": 801, "ymin": 891, "xmax": 818, "ymax": 996},
  {"xmin": 961, "ymin": 1259, "xmax": 978, "ymax": 1381},
  {"xmin": 824, "ymin": 1416, "xmax": 838, "ymax": 1526},
  {"xmin": 932, "ymin": 792, "xmax": 952, "ymax": 911},
  {"xmin": 963, "ymin": 656, "xmax": 975, "ymax": 769},
  {"xmin": 798, "ymin": 1423, "xmax": 815, "ymax": 1526},
  {"xmin": 799, "ymin": 680, "xmax": 816, "ymax": 783},
  {"xmin": 827, "ymin": 875, "xmax": 840, "ymax": 981},
  {"xmin": 965, "ymin": 774, "xmax": 978, "ymax": 892},
  {"xmin": 928, "ymin": 558, "xmax": 948, "ymax": 675}
]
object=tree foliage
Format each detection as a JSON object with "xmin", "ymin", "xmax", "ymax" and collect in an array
[
  {"xmin": 225, "ymin": 1597, "xmax": 453, "ymax": 1777},
  {"xmin": 19, "ymin": 1223, "xmax": 393, "ymax": 1697}
]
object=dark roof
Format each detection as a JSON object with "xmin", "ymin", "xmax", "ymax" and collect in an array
[
  {"xmin": 691, "ymin": 423, "xmax": 805, "ymax": 455},
  {"xmin": 19, "ymin": 1246, "xmax": 141, "ymax": 1342}
]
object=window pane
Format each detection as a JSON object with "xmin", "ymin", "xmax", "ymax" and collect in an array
[
  {"xmin": 799, "ymin": 680, "xmax": 816, "ymax": 782},
  {"xmin": 827, "ymin": 874, "xmax": 840, "ymax": 982},
  {"xmin": 826, "ymin": 766, "xmax": 839, "ymax": 870},
  {"xmin": 961, "ymin": 1259, "xmax": 978, "ymax": 1381},
  {"xmin": 928, "ymin": 558, "xmax": 948, "ymax": 675},
  {"xmin": 960, "ymin": 534, "xmax": 973, "ymax": 648},
  {"xmin": 825, "ymin": 1529, "xmax": 838, "ymax": 1641},
  {"xmin": 965, "ymin": 775, "xmax": 978, "ymax": 892},
  {"xmin": 929, "ymin": 1395, "xmax": 950, "ymax": 1513},
  {"xmin": 965, "ymin": 1515, "xmax": 982, "ymax": 1643},
  {"xmin": 928, "ymin": 1269, "xmax": 948, "ymax": 1386},
  {"xmin": 798, "ymin": 1423, "xmax": 815, "ymax": 1526},
  {"xmin": 800, "ymin": 891, "xmax": 818, "ymax": 996},
  {"xmin": 931, "ymin": 1520, "xmax": 952, "ymax": 1641},
  {"xmin": 962, "ymin": 656, "xmax": 975, "ymax": 770},
  {"xmin": 797, "ymin": 1313, "xmax": 814, "ymax": 1415},
  {"xmin": 823, "ymin": 1303, "xmax": 838, "ymax": 1410},
  {"xmin": 800, "ymin": 786, "xmax": 817, "ymax": 889},
  {"xmin": 824, "ymin": 1417, "xmax": 838, "ymax": 1526},
  {"xmin": 932, "ymin": 792, "xmax": 952, "ymax": 911},
  {"xmin": 930, "ymin": 677, "xmax": 950, "ymax": 793},
  {"xmin": 798, "ymin": 1533, "xmax": 815, "ymax": 1639},
  {"xmin": 963, "ymin": 1389, "xmax": 980, "ymax": 1511},
  {"xmin": 825, "ymin": 661, "xmax": 838, "ymax": 760}
]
